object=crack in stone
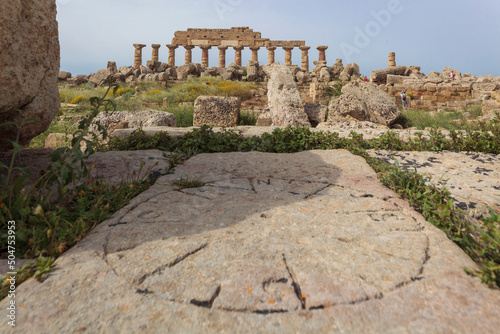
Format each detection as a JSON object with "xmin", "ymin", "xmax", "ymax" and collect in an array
[
  {"xmin": 282, "ymin": 253, "xmax": 306, "ymax": 310},
  {"xmin": 108, "ymin": 221, "xmax": 128, "ymax": 227},
  {"xmin": 135, "ymin": 243, "xmax": 208, "ymax": 285},
  {"xmin": 178, "ymin": 190, "xmax": 212, "ymax": 200},
  {"xmin": 253, "ymin": 309, "xmax": 289, "ymax": 314},
  {"xmin": 190, "ymin": 285, "xmax": 221, "ymax": 309},
  {"xmin": 262, "ymin": 277, "xmax": 288, "ymax": 292},
  {"xmin": 304, "ymin": 184, "xmax": 333, "ymax": 199}
]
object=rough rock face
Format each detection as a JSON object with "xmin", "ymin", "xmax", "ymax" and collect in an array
[
  {"xmin": 328, "ymin": 81, "xmax": 400, "ymax": 126},
  {"xmin": 193, "ymin": 96, "xmax": 241, "ymax": 127},
  {"xmin": 92, "ymin": 110, "xmax": 177, "ymax": 130},
  {"xmin": 339, "ymin": 63, "xmax": 362, "ymax": 82},
  {"xmin": 222, "ymin": 63, "xmax": 243, "ymax": 81},
  {"xmin": 262, "ymin": 63, "xmax": 310, "ymax": 127},
  {"xmin": 0, "ymin": 0, "xmax": 60, "ymax": 150},
  {"xmin": 304, "ymin": 103, "xmax": 327, "ymax": 126},
  {"xmin": 246, "ymin": 60, "xmax": 260, "ymax": 82}
]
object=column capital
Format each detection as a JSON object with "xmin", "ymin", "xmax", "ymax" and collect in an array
[
  {"xmin": 266, "ymin": 46, "xmax": 277, "ymax": 51},
  {"xmin": 133, "ymin": 44, "xmax": 146, "ymax": 49},
  {"xmin": 218, "ymin": 45, "xmax": 229, "ymax": 51},
  {"xmin": 283, "ymin": 46, "xmax": 294, "ymax": 51},
  {"xmin": 316, "ymin": 45, "xmax": 329, "ymax": 51},
  {"xmin": 184, "ymin": 45, "xmax": 195, "ymax": 50},
  {"xmin": 151, "ymin": 44, "xmax": 161, "ymax": 49},
  {"xmin": 166, "ymin": 44, "xmax": 179, "ymax": 49},
  {"xmin": 299, "ymin": 46, "xmax": 311, "ymax": 51},
  {"xmin": 233, "ymin": 46, "xmax": 244, "ymax": 51},
  {"xmin": 200, "ymin": 45, "xmax": 212, "ymax": 50},
  {"xmin": 249, "ymin": 46, "xmax": 260, "ymax": 51}
]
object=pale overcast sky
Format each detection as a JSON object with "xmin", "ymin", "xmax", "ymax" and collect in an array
[{"xmin": 56, "ymin": 0, "xmax": 500, "ymax": 77}]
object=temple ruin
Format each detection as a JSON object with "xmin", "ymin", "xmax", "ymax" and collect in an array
[{"xmin": 133, "ymin": 27, "xmax": 327, "ymax": 71}]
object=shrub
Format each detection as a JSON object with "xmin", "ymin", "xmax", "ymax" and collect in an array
[
  {"xmin": 114, "ymin": 87, "xmax": 135, "ymax": 96},
  {"xmin": 70, "ymin": 95, "xmax": 86, "ymax": 104}
]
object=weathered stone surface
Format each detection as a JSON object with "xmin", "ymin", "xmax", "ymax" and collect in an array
[
  {"xmin": 304, "ymin": 102, "xmax": 327, "ymax": 126},
  {"xmin": 67, "ymin": 74, "xmax": 88, "ymax": 86},
  {"xmin": 442, "ymin": 66, "xmax": 462, "ymax": 80},
  {"xmin": 177, "ymin": 64, "xmax": 197, "ymax": 80},
  {"xmin": 262, "ymin": 63, "xmax": 310, "ymax": 127},
  {"xmin": 58, "ymin": 71, "xmax": 72, "ymax": 81},
  {"xmin": 193, "ymin": 96, "xmax": 241, "ymax": 127},
  {"xmin": 88, "ymin": 69, "xmax": 111, "ymax": 86},
  {"xmin": 339, "ymin": 63, "xmax": 362, "ymax": 82},
  {"xmin": 368, "ymin": 150, "xmax": 500, "ymax": 222},
  {"xmin": 328, "ymin": 81, "xmax": 401, "ymax": 125},
  {"xmin": 0, "ymin": 0, "xmax": 60, "ymax": 150},
  {"xmin": 246, "ymin": 60, "xmax": 260, "ymax": 82},
  {"xmin": 221, "ymin": 63, "xmax": 243, "ymax": 81},
  {"xmin": 370, "ymin": 66, "xmax": 408, "ymax": 84},
  {"xmin": 330, "ymin": 59, "xmax": 344, "ymax": 78},
  {"xmin": 255, "ymin": 108, "xmax": 273, "ymax": 126},
  {"xmin": 44, "ymin": 133, "xmax": 72, "ymax": 149},
  {"xmin": 92, "ymin": 110, "xmax": 177, "ymax": 131},
  {"xmin": 3, "ymin": 150, "xmax": 499, "ymax": 333},
  {"xmin": 318, "ymin": 67, "xmax": 331, "ymax": 82},
  {"xmin": 386, "ymin": 74, "xmax": 406, "ymax": 85}
]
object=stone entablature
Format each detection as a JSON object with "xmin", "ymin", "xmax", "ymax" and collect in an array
[{"xmin": 171, "ymin": 27, "xmax": 305, "ymax": 48}]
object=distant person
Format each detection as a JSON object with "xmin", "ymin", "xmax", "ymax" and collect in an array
[
  {"xmin": 450, "ymin": 71, "xmax": 455, "ymax": 81},
  {"xmin": 401, "ymin": 90, "xmax": 409, "ymax": 110},
  {"xmin": 364, "ymin": 76, "xmax": 368, "ymax": 82}
]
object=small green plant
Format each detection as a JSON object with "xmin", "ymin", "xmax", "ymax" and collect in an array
[
  {"xmin": 172, "ymin": 176, "xmax": 205, "ymax": 189},
  {"xmin": 322, "ymin": 83, "xmax": 343, "ymax": 100}
]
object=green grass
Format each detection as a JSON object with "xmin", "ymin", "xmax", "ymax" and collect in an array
[{"xmin": 398, "ymin": 105, "xmax": 484, "ymax": 130}]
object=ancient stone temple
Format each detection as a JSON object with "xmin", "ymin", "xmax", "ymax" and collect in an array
[{"xmin": 134, "ymin": 27, "xmax": 327, "ymax": 71}]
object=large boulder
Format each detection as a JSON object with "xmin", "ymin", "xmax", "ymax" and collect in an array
[
  {"xmin": 92, "ymin": 110, "xmax": 177, "ymax": 132},
  {"xmin": 339, "ymin": 63, "xmax": 362, "ymax": 82},
  {"xmin": 88, "ymin": 69, "xmax": 112, "ymax": 86},
  {"xmin": 328, "ymin": 81, "xmax": 400, "ymax": 126},
  {"xmin": 369, "ymin": 66, "xmax": 408, "ymax": 84},
  {"xmin": 222, "ymin": 63, "xmax": 243, "ymax": 81},
  {"xmin": 0, "ymin": 0, "xmax": 60, "ymax": 150},
  {"xmin": 246, "ymin": 61, "xmax": 260, "ymax": 82},
  {"xmin": 193, "ymin": 96, "xmax": 241, "ymax": 127},
  {"xmin": 261, "ymin": 63, "xmax": 310, "ymax": 127}
]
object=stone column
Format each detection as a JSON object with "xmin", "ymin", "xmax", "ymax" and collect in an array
[
  {"xmin": 133, "ymin": 44, "xmax": 146, "ymax": 69},
  {"xmin": 166, "ymin": 44, "xmax": 178, "ymax": 67},
  {"xmin": 267, "ymin": 46, "xmax": 276, "ymax": 64},
  {"xmin": 283, "ymin": 46, "xmax": 293, "ymax": 66},
  {"xmin": 184, "ymin": 45, "xmax": 194, "ymax": 64},
  {"xmin": 316, "ymin": 46, "xmax": 328, "ymax": 63},
  {"xmin": 299, "ymin": 46, "xmax": 311, "ymax": 72},
  {"xmin": 388, "ymin": 52, "xmax": 396, "ymax": 67},
  {"xmin": 200, "ymin": 46, "xmax": 211, "ymax": 67},
  {"xmin": 218, "ymin": 46, "xmax": 228, "ymax": 68},
  {"xmin": 234, "ymin": 46, "xmax": 244, "ymax": 66},
  {"xmin": 151, "ymin": 44, "xmax": 161, "ymax": 62},
  {"xmin": 250, "ymin": 46, "xmax": 260, "ymax": 62}
]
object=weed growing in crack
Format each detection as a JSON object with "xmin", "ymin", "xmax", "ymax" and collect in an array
[{"xmin": 172, "ymin": 176, "xmax": 206, "ymax": 190}]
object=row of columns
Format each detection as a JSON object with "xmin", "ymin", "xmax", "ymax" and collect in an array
[{"xmin": 134, "ymin": 44, "xmax": 330, "ymax": 72}]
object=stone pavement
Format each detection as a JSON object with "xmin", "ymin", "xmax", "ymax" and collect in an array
[
  {"xmin": 368, "ymin": 150, "xmax": 500, "ymax": 221},
  {"xmin": 1, "ymin": 150, "xmax": 499, "ymax": 333}
]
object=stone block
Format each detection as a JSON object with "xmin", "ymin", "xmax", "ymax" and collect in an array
[
  {"xmin": 193, "ymin": 96, "xmax": 241, "ymax": 127},
  {"xmin": 386, "ymin": 75, "xmax": 406, "ymax": 86}
]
